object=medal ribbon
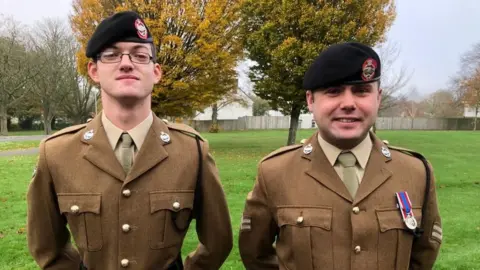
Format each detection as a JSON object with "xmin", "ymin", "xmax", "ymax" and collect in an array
[{"xmin": 396, "ymin": 191, "xmax": 414, "ymax": 220}]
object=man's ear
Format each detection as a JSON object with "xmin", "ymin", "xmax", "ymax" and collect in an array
[
  {"xmin": 306, "ymin": 90, "xmax": 315, "ymax": 112},
  {"xmin": 88, "ymin": 61, "xmax": 100, "ymax": 84},
  {"xmin": 153, "ymin": 63, "xmax": 162, "ymax": 84}
]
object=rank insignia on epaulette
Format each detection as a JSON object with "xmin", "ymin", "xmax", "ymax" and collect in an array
[{"xmin": 396, "ymin": 191, "xmax": 418, "ymax": 230}]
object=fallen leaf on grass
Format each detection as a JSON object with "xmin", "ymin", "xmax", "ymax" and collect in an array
[
  {"xmin": 17, "ymin": 228, "xmax": 25, "ymax": 234},
  {"xmin": 0, "ymin": 233, "xmax": 4, "ymax": 239},
  {"xmin": 0, "ymin": 198, "xmax": 7, "ymax": 202}
]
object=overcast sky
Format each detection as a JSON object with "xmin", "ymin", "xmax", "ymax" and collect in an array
[{"xmin": 2, "ymin": 0, "xmax": 480, "ymax": 98}]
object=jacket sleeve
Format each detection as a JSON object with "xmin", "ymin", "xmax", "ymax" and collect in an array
[
  {"xmin": 239, "ymin": 163, "xmax": 279, "ymax": 270},
  {"xmin": 184, "ymin": 140, "xmax": 233, "ymax": 270},
  {"xmin": 26, "ymin": 140, "xmax": 81, "ymax": 269},
  {"xmin": 410, "ymin": 162, "xmax": 442, "ymax": 269}
]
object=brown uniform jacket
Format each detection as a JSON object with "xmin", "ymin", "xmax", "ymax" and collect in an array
[
  {"xmin": 27, "ymin": 114, "xmax": 232, "ymax": 270},
  {"xmin": 239, "ymin": 132, "xmax": 442, "ymax": 270}
]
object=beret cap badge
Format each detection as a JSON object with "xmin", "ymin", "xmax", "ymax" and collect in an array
[
  {"xmin": 361, "ymin": 58, "xmax": 377, "ymax": 81},
  {"xmin": 135, "ymin": 19, "xmax": 148, "ymax": 40}
]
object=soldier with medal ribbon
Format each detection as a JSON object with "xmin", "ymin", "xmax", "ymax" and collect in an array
[{"xmin": 239, "ymin": 42, "xmax": 443, "ymax": 269}]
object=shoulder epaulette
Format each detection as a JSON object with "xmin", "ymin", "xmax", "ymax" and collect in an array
[
  {"xmin": 45, "ymin": 124, "xmax": 87, "ymax": 142},
  {"xmin": 261, "ymin": 144, "xmax": 303, "ymax": 163},
  {"xmin": 166, "ymin": 122, "xmax": 204, "ymax": 141},
  {"xmin": 387, "ymin": 145, "xmax": 428, "ymax": 161}
]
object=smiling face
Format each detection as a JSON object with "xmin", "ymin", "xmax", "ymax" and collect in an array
[
  {"xmin": 306, "ymin": 82, "xmax": 382, "ymax": 149},
  {"xmin": 87, "ymin": 42, "xmax": 162, "ymax": 104}
]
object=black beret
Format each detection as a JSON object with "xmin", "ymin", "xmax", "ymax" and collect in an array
[
  {"xmin": 86, "ymin": 11, "xmax": 154, "ymax": 58},
  {"xmin": 303, "ymin": 42, "xmax": 381, "ymax": 90}
]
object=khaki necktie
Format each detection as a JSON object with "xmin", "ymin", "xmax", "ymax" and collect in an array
[
  {"xmin": 337, "ymin": 151, "xmax": 358, "ymax": 198},
  {"xmin": 119, "ymin": 132, "xmax": 134, "ymax": 174}
]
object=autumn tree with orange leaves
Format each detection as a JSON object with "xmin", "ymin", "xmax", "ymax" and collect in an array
[{"xmin": 70, "ymin": 0, "xmax": 244, "ymax": 117}]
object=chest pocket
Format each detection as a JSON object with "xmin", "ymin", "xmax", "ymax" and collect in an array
[
  {"xmin": 376, "ymin": 207, "xmax": 423, "ymax": 270},
  {"xmin": 57, "ymin": 193, "xmax": 103, "ymax": 251},
  {"xmin": 149, "ymin": 191, "xmax": 194, "ymax": 249},
  {"xmin": 277, "ymin": 206, "xmax": 333, "ymax": 270}
]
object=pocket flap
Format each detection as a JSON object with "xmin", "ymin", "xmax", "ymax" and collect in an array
[
  {"xmin": 376, "ymin": 207, "xmax": 422, "ymax": 232},
  {"xmin": 57, "ymin": 193, "xmax": 101, "ymax": 214},
  {"xmin": 277, "ymin": 206, "xmax": 332, "ymax": 230},
  {"xmin": 150, "ymin": 191, "xmax": 194, "ymax": 214}
]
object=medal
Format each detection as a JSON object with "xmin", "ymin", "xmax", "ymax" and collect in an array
[
  {"xmin": 395, "ymin": 191, "xmax": 417, "ymax": 230},
  {"xmin": 405, "ymin": 216, "xmax": 417, "ymax": 230}
]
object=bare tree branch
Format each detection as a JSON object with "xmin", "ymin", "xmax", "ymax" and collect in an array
[{"xmin": 376, "ymin": 41, "xmax": 413, "ymax": 113}]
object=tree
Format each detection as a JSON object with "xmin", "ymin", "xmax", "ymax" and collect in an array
[
  {"xmin": 252, "ymin": 96, "xmax": 271, "ymax": 116},
  {"xmin": 459, "ymin": 69, "xmax": 480, "ymax": 130},
  {"xmin": 397, "ymin": 86, "xmax": 423, "ymax": 129},
  {"xmin": 454, "ymin": 42, "xmax": 480, "ymax": 130},
  {"xmin": 376, "ymin": 41, "xmax": 411, "ymax": 113},
  {"xmin": 0, "ymin": 14, "xmax": 38, "ymax": 135},
  {"xmin": 70, "ymin": 0, "xmax": 244, "ymax": 118},
  {"xmin": 55, "ymin": 31, "xmax": 97, "ymax": 125},
  {"xmin": 27, "ymin": 18, "xmax": 77, "ymax": 134},
  {"xmin": 421, "ymin": 89, "xmax": 462, "ymax": 118},
  {"xmin": 61, "ymin": 76, "xmax": 97, "ymax": 124},
  {"xmin": 240, "ymin": 0, "xmax": 396, "ymax": 145},
  {"xmin": 210, "ymin": 89, "xmax": 249, "ymax": 132}
]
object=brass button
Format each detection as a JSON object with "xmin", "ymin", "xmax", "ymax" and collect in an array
[
  {"xmin": 352, "ymin": 207, "xmax": 360, "ymax": 214},
  {"xmin": 173, "ymin": 201, "xmax": 180, "ymax": 210},
  {"xmin": 121, "ymin": 259, "xmax": 129, "ymax": 267},
  {"xmin": 122, "ymin": 224, "xmax": 130, "ymax": 232},
  {"xmin": 70, "ymin": 205, "xmax": 79, "ymax": 214},
  {"xmin": 296, "ymin": 216, "xmax": 304, "ymax": 224},
  {"xmin": 122, "ymin": 189, "xmax": 131, "ymax": 197},
  {"xmin": 354, "ymin": 245, "xmax": 361, "ymax": 254}
]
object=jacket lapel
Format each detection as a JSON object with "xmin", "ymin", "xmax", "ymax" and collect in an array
[
  {"xmin": 81, "ymin": 114, "xmax": 125, "ymax": 181},
  {"xmin": 125, "ymin": 116, "xmax": 169, "ymax": 185},
  {"xmin": 353, "ymin": 133, "xmax": 393, "ymax": 205},
  {"xmin": 304, "ymin": 133, "xmax": 353, "ymax": 203}
]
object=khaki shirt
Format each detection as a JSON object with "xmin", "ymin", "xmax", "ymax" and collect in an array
[
  {"xmin": 102, "ymin": 111, "xmax": 153, "ymax": 162},
  {"xmin": 317, "ymin": 133, "xmax": 372, "ymax": 183},
  {"xmin": 239, "ymin": 131, "xmax": 442, "ymax": 270}
]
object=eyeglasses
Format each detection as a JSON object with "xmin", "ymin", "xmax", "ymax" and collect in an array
[{"xmin": 98, "ymin": 51, "xmax": 153, "ymax": 64}]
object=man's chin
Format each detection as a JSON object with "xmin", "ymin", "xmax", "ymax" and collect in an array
[{"xmin": 328, "ymin": 129, "xmax": 369, "ymax": 147}]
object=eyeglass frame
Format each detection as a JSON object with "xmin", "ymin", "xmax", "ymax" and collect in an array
[{"xmin": 96, "ymin": 51, "xmax": 154, "ymax": 64}]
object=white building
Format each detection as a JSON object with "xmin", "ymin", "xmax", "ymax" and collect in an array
[
  {"xmin": 194, "ymin": 92, "xmax": 253, "ymax": 121},
  {"xmin": 464, "ymin": 105, "xmax": 480, "ymax": 117},
  {"xmin": 193, "ymin": 59, "xmax": 316, "ymax": 129}
]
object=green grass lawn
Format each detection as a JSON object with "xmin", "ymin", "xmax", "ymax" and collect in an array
[
  {"xmin": 0, "ymin": 130, "xmax": 479, "ymax": 269},
  {"xmin": 0, "ymin": 141, "xmax": 40, "ymax": 152}
]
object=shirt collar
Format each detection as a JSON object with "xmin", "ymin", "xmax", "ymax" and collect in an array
[
  {"xmin": 128, "ymin": 112, "xmax": 153, "ymax": 151},
  {"xmin": 101, "ymin": 111, "xmax": 153, "ymax": 151},
  {"xmin": 317, "ymin": 132, "xmax": 373, "ymax": 169}
]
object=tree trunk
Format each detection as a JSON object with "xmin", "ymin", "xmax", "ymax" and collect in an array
[
  {"xmin": 212, "ymin": 103, "xmax": 218, "ymax": 126},
  {"xmin": 287, "ymin": 105, "xmax": 301, "ymax": 146},
  {"xmin": 0, "ymin": 104, "xmax": 8, "ymax": 136},
  {"xmin": 42, "ymin": 107, "xmax": 53, "ymax": 135},
  {"xmin": 474, "ymin": 105, "xmax": 478, "ymax": 131},
  {"xmin": 210, "ymin": 103, "xmax": 219, "ymax": 133}
]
